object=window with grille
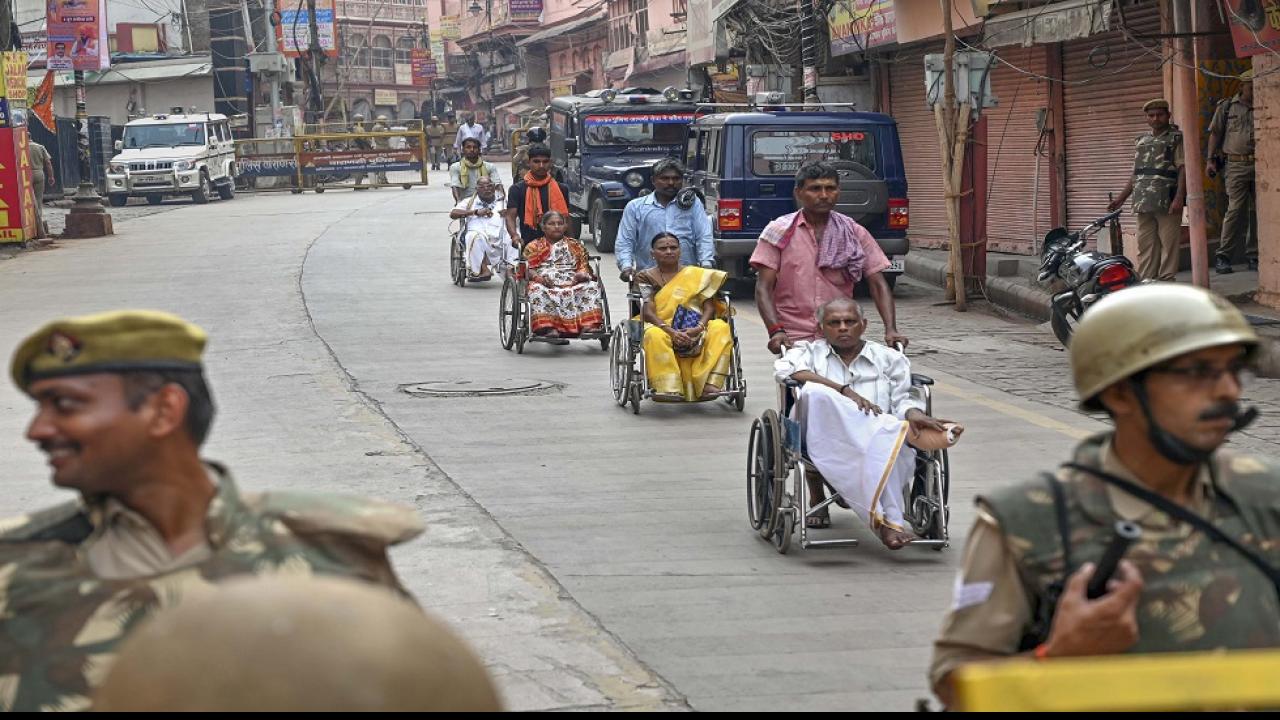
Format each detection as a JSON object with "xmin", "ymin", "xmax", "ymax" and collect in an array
[
  {"xmin": 371, "ymin": 35, "xmax": 393, "ymax": 68},
  {"xmin": 608, "ymin": 0, "xmax": 649, "ymax": 52},
  {"xmin": 395, "ymin": 36, "xmax": 415, "ymax": 65}
]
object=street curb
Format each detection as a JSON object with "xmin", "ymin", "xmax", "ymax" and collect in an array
[{"xmin": 904, "ymin": 252, "xmax": 1052, "ymax": 322}]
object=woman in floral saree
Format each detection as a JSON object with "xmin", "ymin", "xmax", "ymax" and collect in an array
[
  {"xmin": 635, "ymin": 232, "xmax": 733, "ymax": 400},
  {"xmin": 523, "ymin": 211, "xmax": 605, "ymax": 341}
]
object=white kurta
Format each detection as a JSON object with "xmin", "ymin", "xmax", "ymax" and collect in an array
[
  {"xmin": 775, "ymin": 340, "xmax": 924, "ymax": 530},
  {"xmin": 454, "ymin": 195, "xmax": 516, "ymax": 274}
]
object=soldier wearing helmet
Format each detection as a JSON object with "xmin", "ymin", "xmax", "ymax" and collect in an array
[{"xmin": 929, "ymin": 284, "xmax": 1280, "ymax": 708}]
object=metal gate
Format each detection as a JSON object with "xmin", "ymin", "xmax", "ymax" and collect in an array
[
  {"xmin": 889, "ymin": 43, "xmax": 948, "ymax": 248},
  {"xmin": 1063, "ymin": 3, "xmax": 1164, "ymax": 238}
]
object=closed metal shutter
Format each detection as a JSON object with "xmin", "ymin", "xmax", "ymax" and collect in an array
[
  {"xmin": 889, "ymin": 44, "xmax": 948, "ymax": 247},
  {"xmin": 984, "ymin": 46, "xmax": 1051, "ymax": 254},
  {"xmin": 1063, "ymin": 3, "xmax": 1165, "ymax": 236}
]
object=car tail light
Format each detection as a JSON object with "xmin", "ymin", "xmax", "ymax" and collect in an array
[
  {"xmin": 888, "ymin": 198, "xmax": 909, "ymax": 230},
  {"xmin": 717, "ymin": 199, "xmax": 743, "ymax": 231},
  {"xmin": 1097, "ymin": 263, "xmax": 1135, "ymax": 291}
]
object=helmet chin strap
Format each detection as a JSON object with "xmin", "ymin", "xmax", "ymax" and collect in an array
[{"xmin": 1129, "ymin": 379, "xmax": 1212, "ymax": 466}]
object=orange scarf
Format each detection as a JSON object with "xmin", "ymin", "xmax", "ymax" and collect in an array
[{"xmin": 522, "ymin": 171, "xmax": 569, "ymax": 231}]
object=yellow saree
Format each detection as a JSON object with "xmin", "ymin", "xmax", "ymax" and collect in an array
[{"xmin": 641, "ymin": 266, "xmax": 733, "ymax": 401}]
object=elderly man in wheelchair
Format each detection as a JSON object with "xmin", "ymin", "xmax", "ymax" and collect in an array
[
  {"xmin": 449, "ymin": 176, "xmax": 516, "ymax": 283},
  {"xmin": 774, "ymin": 297, "xmax": 962, "ymax": 550}
]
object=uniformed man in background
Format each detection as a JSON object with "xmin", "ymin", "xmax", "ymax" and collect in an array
[
  {"xmin": 0, "ymin": 310, "xmax": 423, "ymax": 711},
  {"xmin": 929, "ymin": 284, "xmax": 1280, "ymax": 709},
  {"xmin": 371, "ymin": 114, "xmax": 392, "ymax": 186},
  {"xmin": 1207, "ymin": 69, "xmax": 1257, "ymax": 274},
  {"xmin": 350, "ymin": 112, "xmax": 371, "ymax": 190},
  {"xmin": 1108, "ymin": 99, "xmax": 1186, "ymax": 281}
]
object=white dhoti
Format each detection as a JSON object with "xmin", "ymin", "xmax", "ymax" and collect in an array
[
  {"xmin": 465, "ymin": 228, "xmax": 517, "ymax": 275},
  {"xmin": 794, "ymin": 383, "xmax": 915, "ymax": 531}
]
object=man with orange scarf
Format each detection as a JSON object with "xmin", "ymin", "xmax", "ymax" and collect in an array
[{"xmin": 503, "ymin": 145, "xmax": 571, "ymax": 246}]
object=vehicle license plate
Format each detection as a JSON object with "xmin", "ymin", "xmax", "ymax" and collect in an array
[{"xmin": 887, "ymin": 258, "xmax": 905, "ymax": 273}]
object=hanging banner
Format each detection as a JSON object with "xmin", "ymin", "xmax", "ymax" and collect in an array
[
  {"xmin": 829, "ymin": 0, "xmax": 897, "ymax": 56},
  {"xmin": 440, "ymin": 14, "xmax": 461, "ymax": 40},
  {"xmin": 278, "ymin": 0, "xmax": 339, "ymax": 58},
  {"xmin": 2, "ymin": 53, "xmax": 28, "ymax": 108},
  {"xmin": 410, "ymin": 49, "xmax": 436, "ymax": 86},
  {"xmin": 510, "ymin": 0, "xmax": 543, "ymax": 21},
  {"xmin": 1221, "ymin": 0, "xmax": 1280, "ymax": 57},
  {"xmin": 47, "ymin": 0, "xmax": 109, "ymax": 71},
  {"xmin": 429, "ymin": 30, "xmax": 447, "ymax": 75}
]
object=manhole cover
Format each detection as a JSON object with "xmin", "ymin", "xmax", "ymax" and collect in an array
[{"xmin": 398, "ymin": 378, "xmax": 563, "ymax": 398}]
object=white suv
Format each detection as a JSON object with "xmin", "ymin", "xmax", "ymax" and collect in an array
[{"xmin": 107, "ymin": 113, "xmax": 237, "ymax": 206}]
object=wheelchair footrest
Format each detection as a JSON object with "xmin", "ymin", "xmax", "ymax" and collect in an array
[{"xmin": 802, "ymin": 538, "xmax": 860, "ymax": 549}]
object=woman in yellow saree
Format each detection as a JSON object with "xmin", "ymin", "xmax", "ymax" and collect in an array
[{"xmin": 636, "ymin": 232, "xmax": 733, "ymax": 401}]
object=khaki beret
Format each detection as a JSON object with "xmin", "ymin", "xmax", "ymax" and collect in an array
[
  {"xmin": 11, "ymin": 310, "xmax": 206, "ymax": 391},
  {"xmin": 1142, "ymin": 98, "xmax": 1170, "ymax": 112}
]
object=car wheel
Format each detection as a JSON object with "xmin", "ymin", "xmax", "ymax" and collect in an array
[
  {"xmin": 216, "ymin": 179, "xmax": 234, "ymax": 200},
  {"xmin": 590, "ymin": 197, "xmax": 619, "ymax": 253},
  {"xmin": 146, "ymin": 194, "xmax": 163, "ymax": 205},
  {"xmin": 108, "ymin": 194, "xmax": 128, "ymax": 207},
  {"xmin": 191, "ymin": 173, "xmax": 211, "ymax": 204}
]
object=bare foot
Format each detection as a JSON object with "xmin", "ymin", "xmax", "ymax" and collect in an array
[{"xmin": 876, "ymin": 524, "xmax": 915, "ymax": 550}]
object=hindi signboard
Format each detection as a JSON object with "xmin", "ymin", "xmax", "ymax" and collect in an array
[
  {"xmin": 440, "ymin": 14, "xmax": 461, "ymax": 40},
  {"xmin": 410, "ymin": 49, "xmax": 436, "ymax": 86},
  {"xmin": 1221, "ymin": 0, "xmax": 1280, "ymax": 57},
  {"xmin": 47, "ymin": 0, "xmax": 109, "ymax": 71},
  {"xmin": 300, "ymin": 147, "xmax": 425, "ymax": 175},
  {"xmin": 829, "ymin": 0, "xmax": 897, "ymax": 56},
  {"xmin": 510, "ymin": 0, "xmax": 542, "ymax": 21},
  {"xmin": 278, "ymin": 0, "xmax": 339, "ymax": 58}
]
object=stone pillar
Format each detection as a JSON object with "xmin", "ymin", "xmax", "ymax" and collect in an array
[{"xmin": 1253, "ymin": 54, "xmax": 1280, "ymax": 308}]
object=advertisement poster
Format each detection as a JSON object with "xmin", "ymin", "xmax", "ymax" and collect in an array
[
  {"xmin": 278, "ymin": 0, "xmax": 339, "ymax": 58},
  {"xmin": 3, "ymin": 53, "xmax": 28, "ymax": 109},
  {"xmin": 46, "ymin": 0, "xmax": 110, "ymax": 71},
  {"xmin": 300, "ymin": 147, "xmax": 424, "ymax": 175},
  {"xmin": 440, "ymin": 14, "xmax": 461, "ymax": 40},
  {"xmin": 411, "ymin": 49, "xmax": 436, "ymax": 86},
  {"xmin": 0, "ymin": 126, "xmax": 38, "ymax": 243},
  {"xmin": 429, "ymin": 30, "xmax": 447, "ymax": 75},
  {"xmin": 1221, "ymin": 0, "xmax": 1280, "ymax": 57},
  {"xmin": 510, "ymin": 0, "xmax": 542, "ymax": 21},
  {"xmin": 829, "ymin": 0, "xmax": 897, "ymax": 56}
]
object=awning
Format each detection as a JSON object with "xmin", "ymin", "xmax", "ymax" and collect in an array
[
  {"xmin": 517, "ymin": 9, "xmax": 607, "ymax": 47},
  {"xmin": 981, "ymin": 0, "xmax": 1111, "ymax": 48},
  {"xmin": 494, "ymin": 95, "xmax": 534, "ymax": 113},
  {"xmin": 712, "ymin": 0, "xmax": 744, "ymax": 21}
]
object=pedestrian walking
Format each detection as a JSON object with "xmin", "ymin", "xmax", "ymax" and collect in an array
[{"xmin": 1207, "ymin": 69, "xmax": 1257, "ymax": 274}]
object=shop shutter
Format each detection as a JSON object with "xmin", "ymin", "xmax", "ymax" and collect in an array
[
  {"xmin": 889, "ymin": 44, "xmax": 948, "ymax": 248},
  {"xmin": 1063, "ymin": 3, "xmax": 1165, "ymax": 238},
  {"xmin": 984, "ymin": 46, "xmax": 1052, "ymax": 254}
]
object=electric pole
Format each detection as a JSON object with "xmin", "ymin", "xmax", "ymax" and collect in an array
[
  {"xmin": 799, "ymin": 0, "xmax": 819, "ymax": 104},
  {"xmin": 936, "ymin": 0, "xmax": 968, "ymax": 310},
  {"xmin": 306, "ymin": 0, "xmax": 324, "ymax": 124}
]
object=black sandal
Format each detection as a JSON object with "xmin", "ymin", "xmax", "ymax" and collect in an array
[{"xmin": 806, "ymin": 513, "xmax": 831, "ymax": 530}]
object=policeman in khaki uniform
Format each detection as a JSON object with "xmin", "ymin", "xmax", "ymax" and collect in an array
[
  {"xmin": 1109, "ymin": 99, "xmax": 1186, "ymax": 281},
  {"xmin": 371, "ymin": 114, "xmax": 392, "ymax": 186},
  {"xmin": 1207, "ymin": 69, "xmax": 1257, "ymax": 274},
  {"xmin": 930, "ymin": 284, "xmax": 1280, "ymax": 708},
  {"xmin": 0, "ymin": 310, "xmax": 423, "ymax": 711}
]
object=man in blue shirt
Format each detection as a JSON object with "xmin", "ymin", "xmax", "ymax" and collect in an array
[{"xmin": 615, "ymin": 158, "xmax": 715, "ymax": 279}]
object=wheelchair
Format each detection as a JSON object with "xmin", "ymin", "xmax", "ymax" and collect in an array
[
  {"xmin": 608, "ymin": 276, "xmax": 747, "ymax": 414},
  {"xmin": 746, "ymin": 370, "xmax": 951, "ymax": 554},
  {"xmin": 449, "ymin": 193, "xmax": 508, "ymax": 288},
  {"xmin": 498, "ymin": 255, "xmax": 612, "ymax": 354}
]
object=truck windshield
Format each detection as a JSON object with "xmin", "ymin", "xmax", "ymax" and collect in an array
[
  {"xmin": 583, "ymin": 112, "xmax": 693, "ymax": 146},
  {"xmin": 751, "ymin": 129, "xmax": 878, "ymax": 175},
  {"xmin": 122, "ymin": 123, "xmax": 207, "ymax": 149}
]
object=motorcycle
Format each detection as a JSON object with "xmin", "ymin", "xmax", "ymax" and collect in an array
[{"xmin": 1037, "ymin": 208, "xmax": 1142, "ymax": 347}]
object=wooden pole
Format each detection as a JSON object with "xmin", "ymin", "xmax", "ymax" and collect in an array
[{"xmin": 937, "ymin": 0, "xmax": 967, "ymax": 310}]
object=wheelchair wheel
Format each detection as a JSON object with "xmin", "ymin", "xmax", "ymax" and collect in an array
[
  {"xmin": 608, "ymin": 324, "xmax": 632, "ymax": 408},
  {"xmin": 597, "ymin": 278, "xmax": 612, "ymax": 352},
  {"xmin": 770, "ymin": 505, "xmax": 794, "ymax": 554},
  {"xmin": 450, "ymin": 234, "xmax": 467, "ymax": 287},
  {"xmin": 499, "ymin": 276, "xmax": 519, "ymax": 351},
  {"xmin": 747, "ymin": 410, "xmax": 785, "ymax": 537}
]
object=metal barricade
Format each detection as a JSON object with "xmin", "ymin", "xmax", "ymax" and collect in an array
[
  {"xmin": 234, "ymin": 130, "xmax": 430, "ymax": 193},
  {"xmin": 952, "ymin": 649, "xmax": 1280, "ymax": 711}
]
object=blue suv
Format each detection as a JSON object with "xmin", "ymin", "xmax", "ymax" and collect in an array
[{"xmin": 684, "ymin": 110, "xmax": 910, "ymax": 282}]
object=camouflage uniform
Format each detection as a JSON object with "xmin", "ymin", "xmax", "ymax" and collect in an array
[
  {"xmin": 930, "ymin": 433, "xmax": 1280, "ymax": 691},
  {"xmin": 0, "ymin": 464, "xmax": 423, "ymax": 711},
  {"xmin": 371, "ymin": 118, "xmax": 391, "ymax": 185},
  {"xmin": 1210, "ymin": 93, "xmax": 1256, "ymax": 264},
  {"xmin": 1130, "ymin": 125, "xmax": 1184, "ymax": 281}
]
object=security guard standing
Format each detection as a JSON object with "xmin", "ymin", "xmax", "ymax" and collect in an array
[
  {"xmin": 350, "ymin": 112, "xmax": 371, "ymax": 189},
  {"xmin": 0, "ymin": 310, "xmax": 424, "ymax": 711},
  {"xmin": 929, "ymin": 284, "xmax": 1280, "ymax": 709},
  {"xmin": 1108, "ymin": 99, "xmax": 1186, "ymax": 281},
  {"xmin": 1207, "ymin": 69, "xmax": 1257, "ymax": 274},
  {"xmin": 426, "ymin": 115, "xmax": 446, "ymax": 170},
  {"xmin": 371, "ymin": 114, "xmax": 392, "ymax": 186}
]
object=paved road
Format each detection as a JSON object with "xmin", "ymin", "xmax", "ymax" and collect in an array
[{"xmin": 4, "ymin": 174, "xmax": 1278, "ymax": 710}]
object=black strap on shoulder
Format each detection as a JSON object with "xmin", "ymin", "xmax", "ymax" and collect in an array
[
  {"xmin": 1019, "ymin": 472, "xmax": 1073, "ymax": 651},
  {"xmin": 1063, "ymin": 462, "xmax": 1280, "ymax": 598},
  {"xmin": 1044, "ymin": 471, "xmax": 1074, "ymax": 574}
]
